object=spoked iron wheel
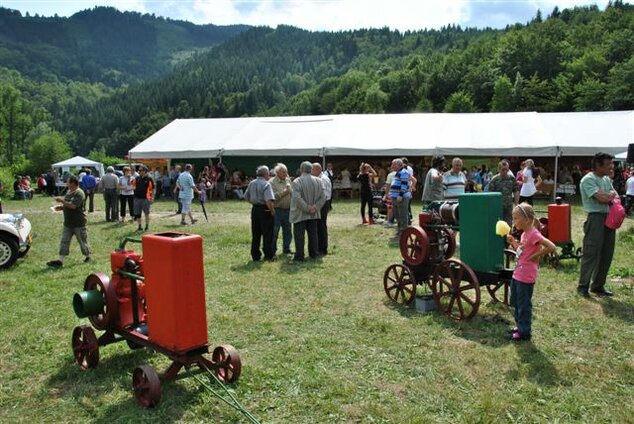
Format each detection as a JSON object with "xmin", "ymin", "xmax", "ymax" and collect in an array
[
  {"xmin": 504, "ymin": 249, "xmax": 517, "ymax": 269},
  {"xmin": 211, "ymin": 345, "xmax": 242, "ymax": 383},
  {"xmin": 399, "ymin": 227, "xmax": 430, "ymax": 266},
  {"xmin": 72, "ymin": 325, "xmax": 99, "ymax": 370},
  {"xmin": 486, "ymin": 280, "xmax": 510, "ymax": 306},
  {"xmin": 383, "ymin": 263, "xmax": 417, "ymax": 305},
  {"xmin": 84, "ymin": 273, "xmax": 118, "ymax": 330},
  {"xmin": 431, "ymin": 259, "xmax": 480, "ymax": 320},
  {"xmin": 132, "ymin": 365, "xmax": 161, "ymax": 408}
]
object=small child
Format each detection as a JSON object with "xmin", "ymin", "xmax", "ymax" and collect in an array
[{"xmin": 506, "ymin": 203, "xmax": 556, "ymax": 342}]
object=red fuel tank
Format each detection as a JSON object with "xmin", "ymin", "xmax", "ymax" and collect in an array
[
  {"xmin": 142, "ymin": 232, "xmax": 208, "ymax": 353},
  {"xmin": 547, "ymin": 203, "xmax": 571, "ymax": 243}
]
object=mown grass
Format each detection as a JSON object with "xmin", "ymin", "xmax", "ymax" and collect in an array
[{"xmin": 0, "ymin": 195, "xmax": 632, "ymax": 423}]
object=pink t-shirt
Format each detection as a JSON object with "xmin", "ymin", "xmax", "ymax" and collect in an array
[{"xmin": 512, "ymin": 227, "xmax": 544, "ymax": 284}]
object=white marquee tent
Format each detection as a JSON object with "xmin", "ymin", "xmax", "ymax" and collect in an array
[
  {"xmin": 129, "ymin": 111, "xmax": 632, "ymax": 160},
  {"xmin": 52, "ymin": 156, "xmax": 105, "ymax": 178}
]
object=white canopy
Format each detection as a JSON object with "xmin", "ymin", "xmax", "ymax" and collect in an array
[
  {"xmin": 538, "ymin": 111, "xmax": 633, "ymax": 156},
  {"xmin": 129, "ymin": 111, "xmax": 633, "ymax": 159},
  {"xmin": 615, "ymin": 151, "xmax": 627, "ymax": 160},
  {"xmin": 52, "ymin": 156, "xmax": 105, "ymax": 177}
]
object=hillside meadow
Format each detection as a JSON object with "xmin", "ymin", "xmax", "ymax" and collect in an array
[{"xmin": 0, "ymin": 195, "xmax": 632, "ymax": 423}]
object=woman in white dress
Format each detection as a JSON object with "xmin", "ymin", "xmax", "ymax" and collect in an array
[
  {"xmin": 340, "ymin": 168, "xmax": 352, "ymax": 189},
  {"xmin": 519, "ymin": 159, "xmax": 538, "ymax": 205}
]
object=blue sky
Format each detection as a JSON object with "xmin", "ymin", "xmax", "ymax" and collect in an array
[{"xmin": 0, "ymin": 1, "xmax": 606, "ymax": 30}]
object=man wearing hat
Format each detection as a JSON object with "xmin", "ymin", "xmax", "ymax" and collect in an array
[{"xmin": 100, "ymin": 166, "xmax": 120, "ymax": 222}]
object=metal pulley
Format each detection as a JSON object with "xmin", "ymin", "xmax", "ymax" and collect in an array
[{"xmin": 439, "ymin": 202, "xmax": 459, "ymax": 225}]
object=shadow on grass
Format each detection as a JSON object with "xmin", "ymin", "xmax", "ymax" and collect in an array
[
  {"xmin": 278, "ymin": 255, "xmax": 323, "ymax": 274},
  {"xmin": 599, "ymin": 297, "xmax": 634, "ymax": 323},
  {"xmin": 513, "ymin": 342, "xmax": 564, "ymax": 387},
  {"xmin": 47, "ymin": 348, "xmax": 153, "ymax": 398},
  {"xmin": 382, "ymin": 299, "xmax": 419, "ymax": 319},
  {"xmin": 382, "ymin": 299, "xmax": 513, "ymax": 347},
  {"xmin": 230, "ymin": 261, "xmax": 264, "ymax": 273},
  {"xmin": 429, "ymin": 312, "xmax": 513, "ymax": 348},
  {"xmin": 47, "ymin": 347, "xmax": 198, "ymax": 422}
]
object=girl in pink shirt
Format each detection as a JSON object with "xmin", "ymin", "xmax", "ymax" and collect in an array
[{"xmin": 506, "ymin": 203, "xmax": 556, "ymax": 341}]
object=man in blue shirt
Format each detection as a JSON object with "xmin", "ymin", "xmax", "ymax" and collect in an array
[
  {"xmin": 80, "ymin": 169, "xmax": 97, "ymax": 213},
  {"xmin": 389, "ymin": 158, "xmax": 411, "ymax": 237},
  {"xmin": 175, "ymin": 164, "xmax": 200, "ymax": 225}
]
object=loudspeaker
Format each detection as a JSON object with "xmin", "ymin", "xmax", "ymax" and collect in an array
[{"xmin": 627, "ymin": 143, "xmax": 634, "ymax": 163}]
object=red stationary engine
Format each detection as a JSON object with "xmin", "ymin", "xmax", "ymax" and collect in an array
[{"xmin": 71, "ymin": 234, "xmax": 241, "ymax": 409}]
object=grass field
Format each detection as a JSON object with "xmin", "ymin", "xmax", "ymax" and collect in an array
[{"xmin": 0, "ymin": 195, "xmax": 632, "ymax": 423}]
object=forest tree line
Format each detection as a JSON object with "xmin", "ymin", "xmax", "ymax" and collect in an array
[{"xmin": 0, "ymin": 1, "xmax": 632, "ymax": 174}]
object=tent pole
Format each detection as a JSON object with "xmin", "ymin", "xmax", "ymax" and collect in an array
[
  {"xmin": 322, "ymin": 148, "xmax": 326, "ymax": 170},
  {"xmin": 553, "ymin": 147, "xmax": 560, "ymax": 202}
]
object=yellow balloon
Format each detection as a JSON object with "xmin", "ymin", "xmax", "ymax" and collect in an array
[{"xmin": 496, "ymin": 220, "xmax": 511, "ymax": 237}]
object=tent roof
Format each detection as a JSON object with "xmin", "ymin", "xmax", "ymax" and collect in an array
[
  {"xmin": 129, "ymin": 111, "xmax": 632, "ymax": 159},
  {"xmin": 52, "ymin": 155, "xmax": 103, "ymax": 168},
  {"xmin": 538, "ymin": 111, "xmax": 633, "ymax": 156},
  {"xmin": 52, "ymin": 156, "xmax": 105, "ymax": 177}
]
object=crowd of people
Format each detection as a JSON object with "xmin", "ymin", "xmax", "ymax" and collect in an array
[
  {"xmin": 244, "ymin": 161, "xmax": 331, "ymax": 262},
  {"xmin": 0, "ymin": 154, "xmax": 628, "ymax": 279}
]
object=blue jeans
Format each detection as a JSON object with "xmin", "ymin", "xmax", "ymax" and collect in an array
[
  {"xmin": 272, "ymin": 208, "xmax": 292, "ymax": 254},
  {"xmin": 510, "ymin": 278, "xmax": 534, "ymax": 336}
]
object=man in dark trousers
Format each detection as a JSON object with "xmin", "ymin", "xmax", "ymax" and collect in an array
[
  {"xmin": 215, "ymin": 162, "xmax": 227, "ymax": 200},
  {"xmin": 577, "ymin": 152, "xmax": 618, "ymax": 298},
  {"xmin": 100, "ymin": 166, "xmax": 119, "ymax": 222},
  {"xmin": 80, "ymin": 170, "xmax": 97, "ymax": 212},
  {"xmin": 47, "ymin": 175, "xmax": 91, "ymax": 267},
  {"xmin": 244, "ymin": 165, "xmax": 276, "ymax": 262},
  {"xmin": 172, "ymin": 164, "xmax": 182, "ymax": 214},
  {"xmin": 291, "ymin": 161, "xmax": 325, "ymax": 261},
  {"xmin": 133, "ymin": 166, "xmax": 155, "ymax": 232},
  {"xmin": 312, "ymin": 162, "xmax": 331, "ymax": 256}
]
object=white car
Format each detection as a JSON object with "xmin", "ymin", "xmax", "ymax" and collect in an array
[{"xmin": 0, "ymin": 213, "xmax": 33, "ymax": 268}]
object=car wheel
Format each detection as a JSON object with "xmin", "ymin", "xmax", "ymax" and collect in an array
[{"xmin": 0, "ymin": 233, "xmax": 19, "ymax": 269}]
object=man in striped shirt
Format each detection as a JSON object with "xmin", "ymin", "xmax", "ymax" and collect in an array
[
  {"xmin": 443, "ymin": 157, "xmax": 467, "ymax": 200},
  {"xmin": 389, "ymin": 158, "xmax": 411, "ymax": 237}
]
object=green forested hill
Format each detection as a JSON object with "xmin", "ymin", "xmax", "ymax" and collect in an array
[
  {"xmin": 1, "ymin": 3, "xmax": 633, "ymax": 164},
  {"xmin": 0, "ymin": 6, "xmax": 248, "ymax": 85}
]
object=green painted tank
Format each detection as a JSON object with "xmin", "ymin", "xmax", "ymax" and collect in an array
[{"xmin": 459, "ymin": 193, "xmax": 504, "ymax": 273}]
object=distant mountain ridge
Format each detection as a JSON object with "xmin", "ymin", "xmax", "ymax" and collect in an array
[
  {"xmin": 0, "ymin": 6, "xmax": 249, "ymax": 85},
  {"xmin": 0, "ymin": 3, "xmax": 632, "ymax": 161}
]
